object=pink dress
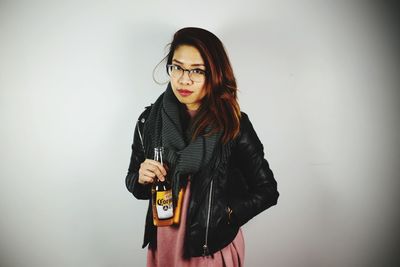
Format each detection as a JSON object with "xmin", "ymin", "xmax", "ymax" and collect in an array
[{"xmin": 146, "ymin": 180, "xmax": 245, "ymax": 267}]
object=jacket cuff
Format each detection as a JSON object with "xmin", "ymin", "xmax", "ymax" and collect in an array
[
  {"xmin": 132, "ymin": 173, "xmax": 152, "ymax": 199},
  {"xmin": 229, "ymin": 200, "xmax": 252, "ymax": 226}
]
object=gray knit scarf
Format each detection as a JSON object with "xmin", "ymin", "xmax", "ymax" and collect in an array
[{"xmin": 143, "ymin": 83, "xmax": 221, "ymax": 205}]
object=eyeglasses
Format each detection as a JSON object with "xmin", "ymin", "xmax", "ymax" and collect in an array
[{"xmin": 166, "ymin": 64, "xmax": 207, "ymax": 83}]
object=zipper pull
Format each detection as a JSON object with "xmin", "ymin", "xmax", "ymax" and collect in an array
[{"xmin": 202, "ymin": 244, "xmax": 209, "ymax": 256}]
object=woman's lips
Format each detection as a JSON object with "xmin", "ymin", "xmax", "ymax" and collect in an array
[{"xmin": 177, "ymin": 89, "xmax": 193, "ymax": 97}]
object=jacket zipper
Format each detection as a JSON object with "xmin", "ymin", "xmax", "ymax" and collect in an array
[
  {"xmin": 137, "ymin": 118, "xmax": 145, "ymax": 151},
  {"xmin": 203, "ymin": 179, "xmax": 214, "ymax": 256}
]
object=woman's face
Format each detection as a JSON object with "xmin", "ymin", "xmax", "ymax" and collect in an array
[{"xmin": 170, "ymin": 45, "xmax": 207, "ymax": 111}]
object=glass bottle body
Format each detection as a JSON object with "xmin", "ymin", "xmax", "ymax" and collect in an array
[{"xmin": 152, "ymin": 147, "xmax": 174, "ymax": 226}]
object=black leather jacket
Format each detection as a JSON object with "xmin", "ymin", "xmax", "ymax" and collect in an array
[{"xmin": 125, "ymin": 106, "xmax": 279, "ymax": 258}]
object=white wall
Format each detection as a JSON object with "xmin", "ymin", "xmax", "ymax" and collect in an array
[{"xmin": 0, "ymin": 1, "xmax": 399, "ymax": 266}]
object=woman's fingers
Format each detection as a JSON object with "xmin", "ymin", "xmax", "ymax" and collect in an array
[
  {"xmin": 145, "ymin": 160, "xmax": 167, "ymax": 180},
  {"xmin": 146, "ymin": 159, "xmax": 167, "ymax": 176},
  {"xmin": 140, "ymin": 169, "xmax": 156, "ymax": 179},
  {"xmin": 138, "ymin": 159, "xmax": 167, "ymax": 184},
  {"xmin": 139, "ymin": 175, "xmax": 154, "ymax": 185},
  {"xmin": 138, "ymin": 163, "xmax": 154, "ymax": 185}
]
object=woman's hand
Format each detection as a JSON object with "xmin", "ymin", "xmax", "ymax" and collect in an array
[{"xmin": 138, "ymin": 159, "xmax": 167, "ymax": 184}]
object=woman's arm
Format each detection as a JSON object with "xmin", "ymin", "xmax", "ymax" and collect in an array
[
  {"xmin": 125, "ymin": 114, "xmax": 152, "ymax": 200},
  {"xmin": 229, "ymin": 112, "xmax": 279, "ymax": 226}
]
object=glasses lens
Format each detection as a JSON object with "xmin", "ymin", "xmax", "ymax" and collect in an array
[
  {"xmin": 167, "ymin": 65, "xmax": 182, "ymax": 78},
  {"xmin": 189, "ymin": 71, "xmax": 205, "ymax": 82}
]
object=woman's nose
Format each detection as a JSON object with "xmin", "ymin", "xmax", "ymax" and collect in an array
[{"xmin": 179, "ymin": 70, "xmax": 192, "ymax": 84}]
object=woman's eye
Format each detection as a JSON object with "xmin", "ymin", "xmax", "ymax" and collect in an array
[{"xmin": 192, "ymin": 69, "xmax": 204, "ymax": 74}]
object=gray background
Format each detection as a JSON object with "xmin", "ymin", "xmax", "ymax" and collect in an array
[{"xmin": 0, "ymin": 1, "xmax": 399, "ymax": 266}]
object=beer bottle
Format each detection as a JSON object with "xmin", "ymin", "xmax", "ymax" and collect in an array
[{"xmin": 152, "ymin": 147, "xmax": 174, "ymax": 226}]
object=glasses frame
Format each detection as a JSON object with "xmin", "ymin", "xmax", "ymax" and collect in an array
[{"xmin": 166, "ymin": 64, "xmax": 207, "ymax": 83}]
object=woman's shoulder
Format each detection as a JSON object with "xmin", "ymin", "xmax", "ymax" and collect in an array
[
  {"xmin": 137, "ymin": 104, "xmax": 153, "ymax": 123},
  {"xmin": 238, "ymin": 111, "xmax": 252, "ymax": 129},
  {"xmin": 137, "ymin": 91, "xmax": 165, "ymax": 123},
  {"xmin": 234, "ymin": 111, "xmax": 262, "ymax": 147}
]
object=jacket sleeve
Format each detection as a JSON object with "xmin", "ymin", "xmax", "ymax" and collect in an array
[
  {"xmin": 125, "ymin": 115, "xmax": 152, "ymax": 200},
  {"xmin": 229, "ymin": 113, "xmax": 279, "ymax": 226}
]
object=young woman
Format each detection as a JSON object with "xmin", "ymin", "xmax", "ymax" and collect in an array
[{"xmin": 125, "ymin": 27, "xmax": 279, "ymax": 266}]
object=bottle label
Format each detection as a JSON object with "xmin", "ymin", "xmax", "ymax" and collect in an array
[{"xmin": 156, "ymin": 190, "xmax": 173, "ymax": 219}]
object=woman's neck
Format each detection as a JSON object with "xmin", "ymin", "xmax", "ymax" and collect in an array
[{"xmin": 186, "ymin": 108, "xmax": 198, "ymax": 119}]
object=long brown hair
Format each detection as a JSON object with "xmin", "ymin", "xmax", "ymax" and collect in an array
[{"xmin": 166, "ymin": 27, "xmax": 241, "ymax": 144}]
